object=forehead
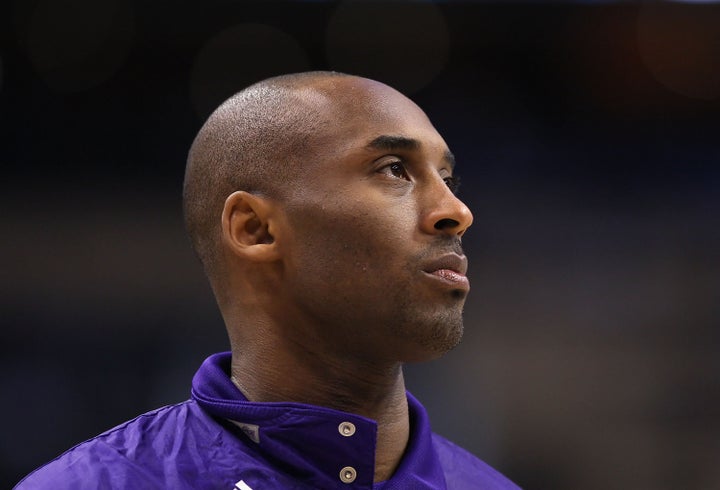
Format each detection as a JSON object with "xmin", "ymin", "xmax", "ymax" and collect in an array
[{"xmin": 301, "ymin": 77, "xmax": 448, "ymax": 155}]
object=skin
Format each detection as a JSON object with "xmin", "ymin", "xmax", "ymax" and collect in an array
[{"xmin": 216, "ymin": 75, "xmax": 473, "ymax": 482}]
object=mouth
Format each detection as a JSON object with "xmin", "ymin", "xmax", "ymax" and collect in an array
[{"xmin": 422, "ymin": 254, "xmax": 470, "ymax": 291}]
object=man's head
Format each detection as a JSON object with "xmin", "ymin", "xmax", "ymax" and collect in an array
[{"xmin": 184, "ymin": 71, "xmax": 473, "ymax": 363}]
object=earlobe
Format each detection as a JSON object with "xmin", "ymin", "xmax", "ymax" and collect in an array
[{"xmin": 221, "ymin": 191, "xmax": 280, "ymax": 261}]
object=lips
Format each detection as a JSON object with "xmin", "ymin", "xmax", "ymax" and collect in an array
[{"xmin": 422, "ymin": 254, "xmax": 470, "ymax": 290}]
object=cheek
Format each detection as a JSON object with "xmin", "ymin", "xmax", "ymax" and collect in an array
[{"xmin": 282, "ymin": 196, "xmax": 416, "ymax": 294}]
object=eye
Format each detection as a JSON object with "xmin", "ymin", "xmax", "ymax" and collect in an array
[
  {"xmin": 444, "ymin": 175, "xmax": 461, "ymax": 195},
  {"xmin": 378, "ymin": 160, "xmax": 410, "ymax": 181}
]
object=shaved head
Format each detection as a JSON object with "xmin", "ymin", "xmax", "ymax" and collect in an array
[
  {"xmin": 183, "ymin": 69, "xmax": 473, "ymax": 365},
  {"xmin": 183, "ymin": 71, "xmax": 351, "ymax": 278}
]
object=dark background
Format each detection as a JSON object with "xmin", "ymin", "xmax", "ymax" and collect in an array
[{"xmin": 2, "ymin": 1, "xmax": 719, "ymax": 488}]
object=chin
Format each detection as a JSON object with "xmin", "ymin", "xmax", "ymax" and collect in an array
[{"xmin": 400, "ymin": 318, "xmax": 465, "ymax": 363}]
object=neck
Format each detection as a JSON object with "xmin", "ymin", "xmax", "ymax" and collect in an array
[{"xmin": 230, "ymin": 333, "xmax": 410, "ymax": 482}]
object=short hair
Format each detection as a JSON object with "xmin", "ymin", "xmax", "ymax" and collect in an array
[{"xmin": 183, "ymin": 71, "xmax": 350, "ymax": 279}]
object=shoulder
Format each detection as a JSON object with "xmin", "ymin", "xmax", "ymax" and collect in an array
[
  {"xmin": 432, "ymin": 433, "xmax": 522, "ymax": 490},
  {"xmin": 14, "ymin": 400, "xmax": 233, "ymax": 490}
]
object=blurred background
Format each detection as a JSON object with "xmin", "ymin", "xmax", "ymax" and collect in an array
[{"xmin": 2, "ymin": 0, "xmax": 719, "ymax": 488}]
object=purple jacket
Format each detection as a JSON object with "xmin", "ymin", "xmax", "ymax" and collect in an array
[{"xmin": 16, "ymin": 353, "xmax": 520, "ymax": 489}]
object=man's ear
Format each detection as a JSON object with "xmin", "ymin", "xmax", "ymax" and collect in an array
[{"xmin": 221, "ymin": 191, "xmax": 281, "ymax": 262}]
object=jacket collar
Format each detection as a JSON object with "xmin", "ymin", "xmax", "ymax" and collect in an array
[{"xmin": 191, "ymin": 352, "xmax": 446, "ymax": 489}]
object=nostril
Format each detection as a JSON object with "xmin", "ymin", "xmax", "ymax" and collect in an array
[{"xmin": 434, "ymin": 218, "xmax": 460, "ymax": 230}]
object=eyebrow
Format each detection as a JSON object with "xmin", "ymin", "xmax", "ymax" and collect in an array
[{"xmin": 366, "ymin": 135, "xmax": 456, "ymax": 170}]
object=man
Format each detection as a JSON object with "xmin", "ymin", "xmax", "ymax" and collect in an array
[{"xmin": 17, "ymin": 72, "xmax": 519, "ymax": 489}]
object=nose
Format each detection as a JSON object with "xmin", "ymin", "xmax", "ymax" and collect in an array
[{"xmin": 421, "ymin": 177, "xmax": 474, "ymax": 237}]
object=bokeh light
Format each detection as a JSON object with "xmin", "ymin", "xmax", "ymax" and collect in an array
[
  {"xmin": 326, "ymin": 0, "xmax": 450, "ymax": 95},
  {"xmin": 189, "ymin": 23, "xmax": 310, "ymax": 119},
  {"xmin": 25, "ymin": 0, "xmax": 134, "ymax": 92},
  {"xmin": 638, "ymin": 3, "xmax": 720, "ymax": 100}
]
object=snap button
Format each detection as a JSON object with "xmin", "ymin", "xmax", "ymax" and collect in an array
[
  {"xmin": 338, "ymin": 421, "xmax": 356, "ymax": 437},
  {"xmin": 339, "ymin": 466, "xmax": 357, "ymax": 483}
]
